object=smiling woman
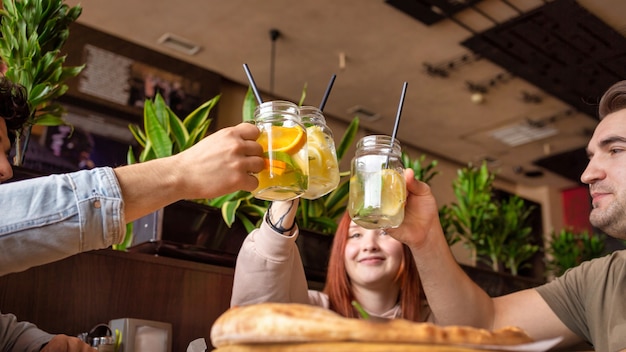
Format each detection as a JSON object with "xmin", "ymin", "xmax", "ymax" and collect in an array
[{"xmin": 230, "ymin": 198, "xmax": 427, "ymax": 323}]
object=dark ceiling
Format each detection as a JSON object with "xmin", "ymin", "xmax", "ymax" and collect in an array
[
  {"xmin": 458, "ymin": 0, "xmax": 625, "ymax": 184},
  {"xmin": 462, "ymin": 0, "xmax": 626, "ymax": 119},
  {"xmin": 388, "ymin": 0, "xmax": 624, "ymax": 184},
  {"xmin": 385, "ymin": 0, "xmax": 484, "ymax": 26}
]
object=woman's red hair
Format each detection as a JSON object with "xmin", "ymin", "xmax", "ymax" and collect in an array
[{"xmin": 322, "ymin": 212, "xmax": 422, "ymax": 321}]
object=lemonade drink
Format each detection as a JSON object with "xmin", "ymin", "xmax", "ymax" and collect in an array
[
  {"xmin": 348, "ymin": 135, "xmax": 406, "ymax": 229},
  {"xmin": 253, "ymin": 101, "xmax": 308, "ymax": 201},
  {"xmin": 300, "ymin": 106, "xmax": 340, "ymax": 199}
]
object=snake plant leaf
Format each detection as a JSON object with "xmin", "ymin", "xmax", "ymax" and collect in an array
[
  {"xmin": 238, "ymin": 203, "xmax": 267, "ymax": 219},
  {"xmin": 306, "ymin": 198, "xmax": 324, "ymax": 217},
  {"xmin": 152, "ymin": 93, "xmax": 171, "ymax": 131},
  {"xmin": 298, "ymin": 82, "xmax": 307, "ymax": 106},
  {"xmin": 324, "ymin": 180, "xmax": 350, "ymax": 215},
  {"xmin": 222, "ymin": 199, "xmax": 242, "ymax": 227},
  {"xmin": 126, "ymin": 146, "xmax": 137, "ymax": 165},
  {"xmin": 207, "ymin": 191, "xmax": 247, "ymax": 208},
  {"xmin": 183, "ymin": 94, "xmax": 220, "ymax": 132},
  {"xmin": 236, "ymin": 213, "xmax": 259, "ymax": 233},
  {"xmin": 168, "ymin": 107, "xmax": 190, "ymax": 152},
  {"xmin": 299, "ymin": 199, "xmax": 311, "ymax": 228},
  {"xmin": 144, "ymin": 98, "xmax": 172, "ymax": 159},
  {"xmin": 335, "ymin": 116, "xmax": 359, "ymax": 161},
  {"xmin": 184, "ymin": 120, "xmax": 211, "ymax": 150},
  {"xmin": 139, "ymin": 139, "xmax": 156, "ymax": 162},
  {"xmin": 128, "ymin": 124, "xmax": 147, "ymax": 148},
  {"xmin": 242, "ymin": 86, "xmax": 257, "ymax": 122}
]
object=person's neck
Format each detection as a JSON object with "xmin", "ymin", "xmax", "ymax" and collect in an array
[{"xmin": 351, "ymin": 283, "xmax": 400, "ymax": 316}]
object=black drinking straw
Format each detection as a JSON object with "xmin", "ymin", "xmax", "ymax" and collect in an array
[
  {"xmin": 391, "ymin": 82, "xmax": 408, "ymax": 143},
  {"xmin": 243, "ymin": 63, "xmax": 264, "ymax": 105},
  {"xmin": 386, "ymin": 82, "xmax": 408, "ymax": 168},
  {"xmin": 318, "ymin": 74, "xmax": 337, "ymax": 111}
]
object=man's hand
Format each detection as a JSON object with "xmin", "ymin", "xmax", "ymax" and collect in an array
[
  {"xmin": 387, "ymin": 168, "xmax": 443, "ymax": 249},
  {"xmin": 40, "ymin": 334, "xmax": 95, "ymax": 351}
]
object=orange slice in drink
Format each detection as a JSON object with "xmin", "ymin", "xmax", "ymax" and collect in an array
[
  {"xmin": 258, "ymin": 126, "xmax": 306, "ymax": 154},
  {"xmin": 264, "ymin": 158, "xmax": 287, "ymax": 175}
]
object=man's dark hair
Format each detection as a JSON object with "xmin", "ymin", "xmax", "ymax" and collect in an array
[
  {"xmin": 599, "ymin": 80, "xmax": 626, "ymax": 119},
  {"xmin": 0, "ymin": 76, "xmax": 30, "ymax": 146}
]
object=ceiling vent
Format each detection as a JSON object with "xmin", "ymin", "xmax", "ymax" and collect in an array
[
  {"xmin": 157, "ymin": 33, "xmax": 201, "ymax": 55},
  {"xmin": 347, "ymin": 105, "xmax": 381, "ymax": 121},
  {"xmin": 489, "ymin": 123, "xmax": 558, "ymax": 147}
]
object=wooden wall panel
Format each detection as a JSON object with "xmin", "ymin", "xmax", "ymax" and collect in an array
[{"xmin": 0, "ymin": 249, "xmax": 233, "ymax": 351}]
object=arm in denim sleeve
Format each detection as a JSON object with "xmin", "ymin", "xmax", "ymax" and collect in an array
[
  {"xmin": 0, "ymin": 312, "xmax": 53, "ymax": 352},
  {"xmin": 0, "ymin": 167, "xmax": 125, "ymax": 275}
]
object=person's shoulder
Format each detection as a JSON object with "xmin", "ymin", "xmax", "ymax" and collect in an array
[{"xmin": 560, "ymin": 250, "xmax": 623, "ymax": 279}]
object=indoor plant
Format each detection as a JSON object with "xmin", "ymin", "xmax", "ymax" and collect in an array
[
  {"xmin": 440, "ymin": 161, "xmax": 539, "ymax": 275},
  {"xmin": 545, "ymin": 228, "xmax": 606, "ymax": 277},
  {"xmin": 0, "ymin": 0, "xmax": 84, "ymax": 165},
  {"xmin": 116, "ymin": 91, "xmax": 220, "ymax": 249}
]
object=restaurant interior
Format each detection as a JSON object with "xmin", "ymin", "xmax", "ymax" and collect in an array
[{"xmin": 2, "ymin": 0, "xmax": 625, "ymax": 350}]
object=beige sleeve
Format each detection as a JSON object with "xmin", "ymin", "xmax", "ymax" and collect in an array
[{"xmin": 230, "ymin": 217, "xmax": 310, "ymax": 307}]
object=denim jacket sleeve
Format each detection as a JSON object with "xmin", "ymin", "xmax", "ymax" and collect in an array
[{"xmin": 0, "ymin": 167, "xmax": 125, "ymax": 276}]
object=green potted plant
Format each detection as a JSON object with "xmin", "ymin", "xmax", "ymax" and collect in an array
[
  {"xmin": 402, "ymin": 152, "xmax": 439, "ymax": 185},
  {"xmin": 440, "ymin": 161, "xmax": 539, "ymax": 275},
  {"xmin": 116, "ymin": 92, "xmax": 221, "ymax": 250},
  {"xmin": 0, "ymin": 0, "xmax": 84, "ymax": 165},
  {"xmin": 545, "ymin": 228, "xmax": 606, "ymax": 277}
]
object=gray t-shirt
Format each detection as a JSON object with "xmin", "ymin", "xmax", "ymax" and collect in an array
[{"xmin": 535, "ymin": 250, "xmax": 626, "ymax": 352}]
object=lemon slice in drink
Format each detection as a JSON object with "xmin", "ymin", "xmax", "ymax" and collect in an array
[
  {"xmin": 307, "ymin": 126, "xmax": 326, "ymax": 168},
  {"xmin": 380, "ymin": 169, "xmax": 406, "ymax": 216},
  {"xmin": 258, "ymin": 126, "xmax": 306, "ymax": 154},
  {"xmin": 307, "ymin": 125, "xmax": 326, "ymax": 145}
]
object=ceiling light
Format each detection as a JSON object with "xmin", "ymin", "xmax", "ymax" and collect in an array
[{"xmin": 157, "ymin": 33, "xmax": 201, "ymax": 55}]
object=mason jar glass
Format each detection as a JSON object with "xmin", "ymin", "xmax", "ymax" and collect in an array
[
  {"xmin": 299, "ymin": 106, "xmax": 340, "ymax": 199},
  {"xmin": 348, "ymin": 135, "xmax": 406, "ymax": 229},
  {"xmin": 252, "ymin": 100, "xmax": 308, "ymax": 201}
]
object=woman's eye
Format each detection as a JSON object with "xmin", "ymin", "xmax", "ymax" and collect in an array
[{"xmin": 348, "ymin": 232, "xmax": 361, "ymax": 239}]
